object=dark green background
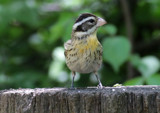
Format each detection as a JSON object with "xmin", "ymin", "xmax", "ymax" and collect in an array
[{"xmin": 0, "ymin": 0, "xmax": 160, "ymax": 89}]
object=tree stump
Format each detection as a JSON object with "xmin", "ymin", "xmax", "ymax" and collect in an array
[{"xmin": 0, "ymin": 86, "xmax": 160, "ymax": 113}]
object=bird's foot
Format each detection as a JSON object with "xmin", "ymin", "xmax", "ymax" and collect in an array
[
  {"xmin": 97, "ymin": 83, "xmax": 104, "ymax": 89},
  {"xmin": 70, "ymin": 84, "xmax": 76, "ymax": 89}
]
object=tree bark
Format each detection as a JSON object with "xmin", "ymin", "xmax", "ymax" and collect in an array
[{"xmin": 0, "ymin": 86, "xmax": 160, "ymax": 113}]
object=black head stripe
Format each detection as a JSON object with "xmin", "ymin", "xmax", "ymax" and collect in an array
[
  {"xmin": 75, "ymin": 24, "xmax": 85, "ymax": 32},
  {"xmin": 75, "ymin": 21, "xmax": 95, "ymax": 32},
  {"xmin": 75, "ymin": 13, "xmax": 96, "ymax": 23}
]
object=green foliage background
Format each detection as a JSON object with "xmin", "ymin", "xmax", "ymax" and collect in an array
[{"xmin": 0, "ymin": 0, "xmax": 160, "ymax": 89}]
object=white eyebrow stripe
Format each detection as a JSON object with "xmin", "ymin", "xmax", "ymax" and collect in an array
[{"xmin": 73, "ymin": 17, "xmax": 95, "ymax": 30}]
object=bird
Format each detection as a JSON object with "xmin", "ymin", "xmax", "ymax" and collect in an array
[{"xmin": 64, "ymin": 13, "xmax": 107, "ymax": 88}]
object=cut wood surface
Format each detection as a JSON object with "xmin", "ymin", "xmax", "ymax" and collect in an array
[{"xmin": 0, "ymin": 86, "xmax": 160, "ymax": 113}]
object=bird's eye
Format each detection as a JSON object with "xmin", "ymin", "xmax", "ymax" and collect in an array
[{"xmin": 89, "ymin": 19, "xmax": 95, "ymax": 23}]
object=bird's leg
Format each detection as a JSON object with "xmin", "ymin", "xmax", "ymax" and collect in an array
[
  {"xmin": 71, "ymin": 71, "xmax": 76, "ymax": 88},
  {"xmin": 94, "ymin": 72, "xmax": 103, "ymax": 89}
]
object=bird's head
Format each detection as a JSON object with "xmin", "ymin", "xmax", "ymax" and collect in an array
[{"xmin": 72, "ymin": 13, "xmax": 107, "ymax": 37}]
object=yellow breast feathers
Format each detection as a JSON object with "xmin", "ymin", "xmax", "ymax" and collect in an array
[{"xmin": 76, "ymin": 33, "xmax": 99, "ymax": 54}]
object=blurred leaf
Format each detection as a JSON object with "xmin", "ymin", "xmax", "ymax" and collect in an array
[
  {"xmin": 146, "ymin": 74, "xmax": 160, "ymax": 85},
  {"xmin": 29, "ymin": 32, "xmax": 48, "ymax": 53},
  {"xmin": 102, "ymin": 36, "xmax": 131, "ymax": 72},
  {"xmin": 136, "ymin": 1, "xmax": 151, "ymax": 24},
  {"xmin": 99, "ymin": 24, "xmax": 117, "ymax": 36},
  {"xmin": 60, "ymin": 0, "xmax": 83, "ymax": 8},
  {"xmin": 152, "ymin": 30, "xmax": 160, "ymax": 38},
  {"xmin": 48, "ymin": 47, "xmax": 67, "ymax": 82},
  {"xmin": 0, "ymin": 73, "xmax": 10, "ymax": 84},
  {"xmin": 49, "ymin": 12, "xmax": 73, "ymax": 44},
  {"xmin": 129, "ymin": 54, "xmax": 141, "ymax": 67},
  {"xmin": 124, "ymin": 77, "xmax": 144, "ymax": 85},
  {"xmin": 0, "ymin": 1, "xmax": 39, "ymax": 27},
  {"xmin": 138, "ymin": 56, "xmax": 160, "ymax": 78},
  {"xmin": 9, "ymin": 27, "xmax": 23, "ymax": 39},
  {"xmin": 104, "ymin": 24, "xmax": 117, "ymax": 35},
  {"xmin": 11, "ymin": 70, "xmax": 47, "ymax": 88},
  {"xmin": 62, "ymin": 19, "xmax": 73, "ymax": 42}
]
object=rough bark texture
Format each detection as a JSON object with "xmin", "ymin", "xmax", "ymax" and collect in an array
[{"xmin": 0, "ymin": 86, "xmax": 160, "ymax": 113}]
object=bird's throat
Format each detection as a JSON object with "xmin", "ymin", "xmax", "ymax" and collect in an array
[
  {"xmin": 76, "ymin": 32, "xmax": 99, "ymax": 54},
  {"xmin": 87, "ymin": 33, "xmax": 99, "ymax": 51}
]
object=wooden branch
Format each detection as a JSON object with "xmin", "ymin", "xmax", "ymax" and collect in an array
[
  {"xmin": 120, "ymin": 0, "xmax": 134, "ymax": 79},
  {"xmin": 120, "ymin": 0, "xmax": 134, "ymax": 42},
  {"xmin": 0, "ymin": 86, "xmax": 160, "ymax": 113}
]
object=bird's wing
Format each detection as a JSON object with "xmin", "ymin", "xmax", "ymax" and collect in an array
[
  {"xmin": 64, "ymin": 40, "xmax": 72, "ymax": 50},
  {"xmin": 64, "ymin": 40, "xmax": 73, "ymax": 57}
]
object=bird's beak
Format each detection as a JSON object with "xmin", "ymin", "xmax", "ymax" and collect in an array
[{"xmin": 97, "ymin": 17, "xmax": 107, "ymax": 27}]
